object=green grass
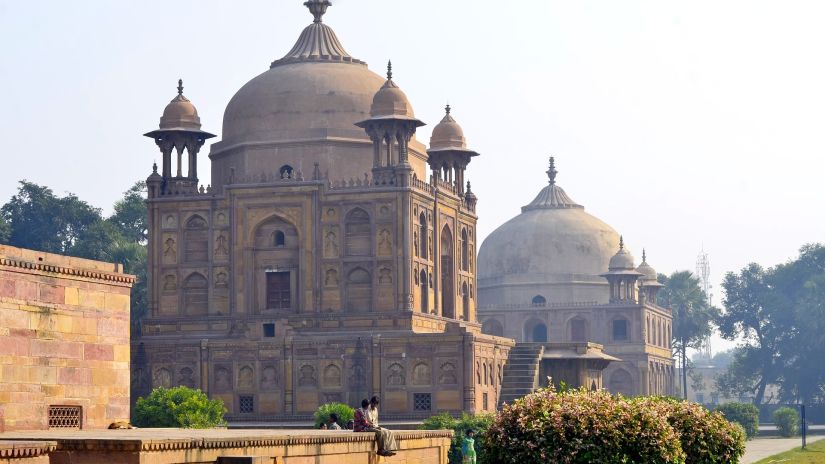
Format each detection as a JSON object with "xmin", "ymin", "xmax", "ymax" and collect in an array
[{"xmin": 754, "ymin": 438, "xmax": 825, "ymax": 464}]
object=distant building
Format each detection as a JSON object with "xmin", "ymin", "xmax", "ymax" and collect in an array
[
  {"xmin": 0, "ymin": 245, "xmax": 134, "ymax": 431},
  {"xmin": 477, "ymin": 160, "xmax": 675, "ymax": 399},
  {"xmin": 675, "ymin": 366, "xmax": 780, "ymax": 405}
]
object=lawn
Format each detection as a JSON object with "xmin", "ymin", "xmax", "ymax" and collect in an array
[{"xmin": 755, "ymin": 438, "xmax": 825, "ymax": 464}]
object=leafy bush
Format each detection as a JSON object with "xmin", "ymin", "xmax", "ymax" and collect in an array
[
  {"xmin": 313, "ymin": 403, "xmax": 354, "ymax": 429},
  {"xmin": 773, "ymin": 407, "xmax": 799, "ymax": 437},
  {"xmin": 133, "ymin": 386, "xmax": 226, "ymax": 428},
  {"xmin": 715, "ymin": 403, "xmax": 759, "ymax": 439},
  {"xmin": 420, "ymin": 412, "xmax": 494, "ymax": 464},
  {"xmin": 636, "ymin": 397, "xmax": 746, "ymax": 464},
  {"xmin": 485, "ymin": 386, "xmax": 686, "ymax": 464}
]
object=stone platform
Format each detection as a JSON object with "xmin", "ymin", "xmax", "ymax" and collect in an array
[
  {"xmin": 0, "ymin": 428, "xmax": 452, "ymax": 464},
  {"xmin": 0, "ymin": 441, "xmax": 55, "ymax": 464}
]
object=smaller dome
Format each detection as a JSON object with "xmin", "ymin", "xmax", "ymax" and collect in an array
[
  {"xmin": 636, "ymin": 249, "xmax": 658, "ymax": 281},
  {"xmin": 159, "ymin": 80, "xmax": 201, "ymax": 130},
  {"xmin": 430, "ymin": 105, "xmax": 466, "ymax": 150},
  {"xmin": 608, "ymin": 236, "xmax": 636, "ymax": 270},
  {"xmin": 370, "ymin": 62, "xmax": 415, "ymax": 118}
]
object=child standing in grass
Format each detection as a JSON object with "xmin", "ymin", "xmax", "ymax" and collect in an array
[{"xmin": 461, "ymin": 429, "xmax": 477, "ymax": 464}]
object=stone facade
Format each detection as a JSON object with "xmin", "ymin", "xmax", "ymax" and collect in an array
[
  {"xmin": 0, "ymin": 429, "xmax": 451, "ymax": 464},
  {"xmin": 0, "ymin": 245, "xmax": 134, "ymax": 431},
  {"xmin": 134, "ymin": 1, "xmax": 512, "ymax": 420}
]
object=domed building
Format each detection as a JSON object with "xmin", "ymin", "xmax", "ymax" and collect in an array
[
  {"xmin": 135, "ymin": 0, "xmax": 511, "ymax": 420},
  {"xmin": 477, "ymin": 159, "xmax": 674, "ymax": 400}
]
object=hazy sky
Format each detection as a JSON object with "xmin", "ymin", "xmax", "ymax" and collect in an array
[{"xmin": 2, "ymin": 1, "xmax": 824, "ymax": 353}]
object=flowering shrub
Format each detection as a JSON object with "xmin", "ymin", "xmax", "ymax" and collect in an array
[
  {"xmin": 636, "ymin": 397, "xmax": 746, "ymax": 464},
  {"xmin": 485, "ymin": 386, "xmax": 686, "ymax": 464},
  {"xmin": 772, "ymin": 407, "xmax": 799, "ymax": 437},
  {"xmin": 715, "ymin": 403, "xmax": 759, "ymax": 439},
  {"xmin": 420, "ymin": 412, "xmax": 494, "ymax": 464}
]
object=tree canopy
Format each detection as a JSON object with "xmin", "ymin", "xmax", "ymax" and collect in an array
[{"xmin": 717, "ymin": 244, "xmax": 825, "ymax": 404}]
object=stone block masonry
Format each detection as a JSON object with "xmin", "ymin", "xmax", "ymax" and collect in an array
[{"xmin": 0, "ymin": 245, "xmax": 135, "ymax": 431}]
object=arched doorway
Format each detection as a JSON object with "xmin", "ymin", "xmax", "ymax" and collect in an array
[
  {"xmin": 440, "ymin": 226, "xmax": 454, "ymax": 319},
  {"xmin": 608, "ymin": 369, "xmax": 634, "ymax": 396},
  {"xmin": 481, "ymin": 319, "xmax": 504, "ymax": 337},
  {"xmin": 461, "ymin": 282, "xmax": 469, "ymax": 321},
  {"xmin": 524, "ymin": 319, "xmax": 548, "ymax": 343}
]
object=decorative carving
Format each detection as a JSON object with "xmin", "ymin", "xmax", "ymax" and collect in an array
[
  {"xmin": 214, "ymin": 366, "xmax": 231, "ymax": 392},
  {"xmin": 379, "ymin": 267, "xmax": 393, "ymax": 285},
  {"xmin": 439, "ymin": 362, "xmax": 458, "ymax": 385},
  {"xmin": 215, "ymin": 270, "xmax": 228, "ymax": 287},
  {"xmin": 323, "ymin": 393, "xmax": 343, "ymax": 404},
  {"xmin": 164, "ymin": 238, "xmax": 176, "ymax": 256},
  {"xmin": 349, "ymin": 361, "xmax": 366, "ymax": 388},
  {"xmin": 131, "ymin": 368, "xmax": 149, "ymax": 391},
  {"xmin": 378, "ymin": 229, "xmax": 392, "ymax": 255},
  {"xmin": 324, "ymin": 229, "xmax": 339, "ymax": 258},
  {"xmin": 412, "ymin": 362, "xmax": 431, "ymax": 385},
  {"xmin": 323, "ymin": 364, "xmax": 342, "ymax": 387},
  {"xmin": 153, "ymin": 367, "xmax": 171, "ymax": 388},
  {"xmin": 325, "ymin": 268, "xmax": 339, "ymax": 287},
  {"xmin": 163, "ymin": 274, "xmax": 177, "ymax": 291},
  {"xmin": 214, "ymin": 233, "xmax": 228, "ymax": 256},
  {"xmin": 238, "ymin": 365, "xmax": 254, "ymax": 389},
  {"xmin": 178, "ymin": 367, "xmax": 195, "ymax": 388},
  {"xmin": 298, "ymin": 364, "xmax": 317, "ymax": 387},
  {"xmin": 387, "ymin": 362, "xmax": 406, "ymax": 386},
  {"xmin": 261, "ymin": 366, "xmax": 279, "ymax": 389},
  {"xmin": 164, "ymin": 215, "xmax": 177, "ymax": 229}
]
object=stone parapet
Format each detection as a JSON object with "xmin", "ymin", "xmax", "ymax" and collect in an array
[
  {"xmin": 0, "ymin": 441, "xmax": 56, "ymax": 464},
  {"xmin": 0, "ymin": 429, "xmax": 452, "ymax": 464}
]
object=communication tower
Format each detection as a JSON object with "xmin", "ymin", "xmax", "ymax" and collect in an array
[{"xmin": 696, "ymin": 247, "xmax": 712, "ymax": 359}]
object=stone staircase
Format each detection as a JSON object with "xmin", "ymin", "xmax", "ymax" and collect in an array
[{"xmin": 499, "ymin": 343, "xmax": 544, "ymax": 406}]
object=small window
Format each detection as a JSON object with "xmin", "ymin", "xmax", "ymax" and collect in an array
[
  {"xmin": 612, "ymin": 319, "xmax": 628, "ymax": 341},
  {"xmin": 263, "ymin": 323, "xmax": 275, "ymax": 338},
  {"xmin": 266, "ymin": 271, "xmax": 291, "ymax": 309},
  {"xmin": 413, "ymin": 393, "xmax": 432, "ymax": 411},
  {"xmin": 483, "ymin": 392, "xmax": 489, "ymax": 411},
  {"xmin": 274, "ymin": 230, "xmax": 286, "ymax": 247},
  {"xmin": 531, "ymin": 295, "xmax": 546, "ymax": 306},
  {"xmin": 239, "ymin": 395, "xmax": 254, "ymax": 414},
  {"xmin": 48, "ymin": 405, "xmax": 82, "ymax": 429}
]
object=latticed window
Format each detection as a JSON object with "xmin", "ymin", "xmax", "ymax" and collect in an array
[
  {"xmin": 266, "ymin": 272, "xmax": 291, "ymax": 309},
  {"xmin": 239, "ymin": 395, "xmax": 254, "ymax": 414},
  {"xmin": 413, "ymin": 393, "xmax": 431, "ymax": 411},
  {"xmin": 48, "ymin": 405, "xmax": 82, "ymax": 429}
]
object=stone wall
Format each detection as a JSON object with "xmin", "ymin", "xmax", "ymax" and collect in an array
[
  {"xmin": 0, "ymin": 429, "xmax": 452, "ymax": 464},
  {"xmin": 0, "ymin": 245, "xmax": 134, "ymax": 431}
]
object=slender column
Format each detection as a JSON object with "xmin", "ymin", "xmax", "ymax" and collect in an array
[
  {"xmin": 176, "ymin": 146, "xmax": 183, "ymax": 177},
  {"xmin": 162, "ymin": 148, "xmax": 172, "ymax": 179}
]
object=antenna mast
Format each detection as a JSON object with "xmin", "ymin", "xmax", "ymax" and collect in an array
[{"xmin": 696, "ymin": 247, "xmax": 712, "ymax": 359}]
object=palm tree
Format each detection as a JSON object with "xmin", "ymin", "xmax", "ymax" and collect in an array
[{"xmin": 658, "ymin": 271, "xmax": 719, "ymax": 399}]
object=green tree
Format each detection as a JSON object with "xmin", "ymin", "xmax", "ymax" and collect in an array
[
  {"xmin": 717, "ymin": 264, "xmax": 785, "ymax": 404},
  {"xmin": 109, "ymin": 181, "xmax": 148, "ymax": 243},
  {"xmin": 658, "ymin": 271, "xmax": 719, "ymax": 399},
  {"xmin": 133, "ymin": 386, "xmax": 226, "ymax": 428},
  {"xmin": 0, "ymin": 215, "xmax": 9, "ymax": 243},
  {"xmin": 1, "ymin": 181, "xmax": 105, "ymax": 255},
  {"xmin": 313, "ymin": 402, "xmax": 354, "ymax": 428}
]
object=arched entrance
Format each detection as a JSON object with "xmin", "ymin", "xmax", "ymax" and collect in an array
[
  {"xmin": 524, "ymin": 319, "xmax": 548, "ymax": 343},
  {"xmin": 440, "ymin": 226, "xmax": 454, "ymax": 319}
]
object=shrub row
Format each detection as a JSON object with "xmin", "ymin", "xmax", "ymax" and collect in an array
[{"xmin": 484, "ymin": 387, "xmax": 745, "ymax": 464}]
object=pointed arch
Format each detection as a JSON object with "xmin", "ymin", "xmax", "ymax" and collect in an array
[
  {"xmin": 461, "ymin": 281, "xmax": 469, "ymax": 321},
  {"xmin": 346, "ymin": 267, "xmax": 372, "ymax": 312},
  {"xmin": 420, "ymin": 269, "xmax": 429, "ymax": 313},
  {"xmin": 608, "ymin": 368, "xmax": 634, "ymax": 396},
  {"xmin": 345, "ymin": 208, "xmax": 371, "ymax": 256},
  {"xmin": 482, "ymin": 319, "xmax": 504, "ymax": 337},
  {"xmin": 460, "ymin": 227, "xmax": 469, "ymax": 271},
  {"xmin": 182, "ymin": 272, "xmax": 208, "ymax": 316},
  {"xmin": 183, "ymin": 214, "xmax": 208, "ymax": 262},
  {"xmin": 440, "ymin": 225, "xmax": 455, "ymax": 318},
  {"xmin": 419, "ymin": 212, "xmax": 428, "ymax": 260}
]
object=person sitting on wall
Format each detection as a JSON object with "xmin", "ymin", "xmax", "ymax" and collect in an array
[
  {"xmin": 354, "ymin": 397, "xmax": 398, "ymax": 457},
  {"xmin": 328, "ymin": 412, "xmax": 342, "ymax": 430}
]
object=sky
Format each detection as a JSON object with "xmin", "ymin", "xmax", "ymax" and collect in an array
[{"xmin": 2, "ymin": 1, "xmax": 824, "ymax": 353}]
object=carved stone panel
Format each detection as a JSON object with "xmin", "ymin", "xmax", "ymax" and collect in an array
[
  {"xmin": 213, "ymin": 365, "xmax": 232, "ymax": 392},
  {"xmin": 377, "ymin": 228, "xmax": 392, "ymax": 256},
  {"xmin": 261, "ymin": 365, "xmax": 279, "ymax": 390},
  {"xmin": 438, "ymin": 361, "xmax": 458, "ymax": 385},
  {"xmin": 162, "ymin": 213, "xmax": 178, "ymax": 230},
  {"xmin": 386, "ymin": 362, "xmax": 406, "ymax": 387},
  {"xmin": 162, "ymin": 234, "xmax": 177, "ymax": 265},
  {"xmin": 412, "ymin": 361, "xmax": 432, "ymax": 386},
  {"xmin": 323, "ymin": 226, "xmax": 340, "ymax": 258},
  {"xmin": 298, "ymin": 364, "xmax": 317, "ymax": 387}
]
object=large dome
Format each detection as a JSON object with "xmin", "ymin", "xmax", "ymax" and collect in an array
[
  {"xmin": 208, "ymin": 2, "xmax": 428, "ymax": 186},
  {"xmin": 477, "ymin": 159, "xmax": 620, "ymax": 305}
]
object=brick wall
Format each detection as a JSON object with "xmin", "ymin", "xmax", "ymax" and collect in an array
[{"xmin": 0, "ymin": 245, "xmax": 134, "ymax": 431}]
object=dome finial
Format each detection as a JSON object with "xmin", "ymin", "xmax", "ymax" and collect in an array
[
  {"xmin": 466, "ymin": 181, "xmax": 472, "ymax": 192},
  {"xmin": 304, "ymin": 0, "xmax": 331, "ymax": 23},
  {"xmin": 619, "ymin": 235, "xmax": 625, "ymax": 251},
  {"xmin": 152, "ymin": 161, "xmax": 158, "ymax": 174},
  {"xmin": 177, "ymin": 79, "xmax": 184, "ymax": 96},
  {"xmin": 445, "ymin": 104, "xmax": 451, "ymax": 115},
  {"xmin": 642, "ymin": 248, "xmax": 647, "ymax": 262},
  {"xmin": 547, "ymin": 156, "xmax": 558, "ymax": 185},
  {"xmin": 387, "ymin": 60, "xmax": 393, "ymax": 80}
]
